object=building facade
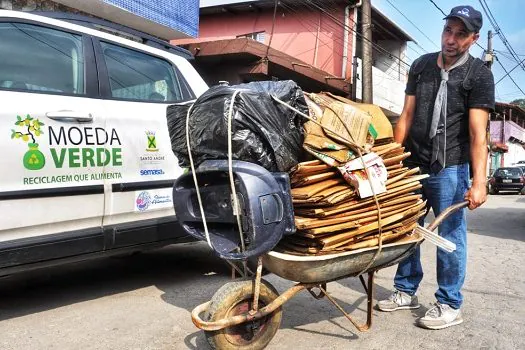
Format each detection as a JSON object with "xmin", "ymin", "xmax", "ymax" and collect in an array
[
  {"xmin": 489, "ymin": 103, "xmax": 525, "ymax": 171},
  {"xmin": 173, "ymin": 0, "xmax": 414, "ymax": 116}
]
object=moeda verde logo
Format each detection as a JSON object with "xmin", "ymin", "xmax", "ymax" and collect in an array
[
  {"xmin": 11, "ymin": 114, "xmax": 46, "ymax": 170},
  {"xmin": 11, "ymin": 114, "xmax": 123, "ymax": 172},
  {"xmin": 146, "ymin": 130, "xmax": 158, "ymax": 152}
]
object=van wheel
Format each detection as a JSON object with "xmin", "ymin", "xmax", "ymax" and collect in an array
[
  {"xmin": 489, "ymin": 187, "xmax": 498, "ymax": 195},
  {"xmin": 204, "ymin": 279, "xmax": 282, "ymax": 350}
]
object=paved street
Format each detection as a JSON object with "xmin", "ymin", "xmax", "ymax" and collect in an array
[{"xmin": 0, "ymin": 194, "xmax": 524, "ymax": 350}]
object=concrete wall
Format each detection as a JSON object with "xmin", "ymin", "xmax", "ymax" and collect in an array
[
  {"xmin": 2, "ymin": 0, "xmax": 198, "ymax": 39},
  {"xmin": 0, "ymin": 0, "xmax": 78, "ymax": 12}
]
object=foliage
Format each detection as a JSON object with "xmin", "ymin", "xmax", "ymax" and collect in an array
[{"xmin": 11, "ymin": 114, "xmax": 45, "ymax": 143}]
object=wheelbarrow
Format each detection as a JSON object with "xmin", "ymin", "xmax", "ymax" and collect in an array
[{"xmin": 189, "ymin": 200, "xmax": 469, "ymax": 349}]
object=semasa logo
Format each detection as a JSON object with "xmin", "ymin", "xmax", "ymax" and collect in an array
[{"xmin": 140, "ymin": 169, "xmax": 165, "ymax": 176}]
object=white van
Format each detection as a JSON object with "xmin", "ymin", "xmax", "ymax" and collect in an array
[{"xmin": 0, "ymin": 10, "xmax": 208, "ymax": 276}]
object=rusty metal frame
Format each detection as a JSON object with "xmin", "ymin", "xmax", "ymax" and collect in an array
[
  {"xmin": 191, "ymin": 282, "xmax": 317, "ymax": 331},
  {"xmin": 318, "ymin": 272, "xmax": 375, "ymax": 332},
  {"xmin": 191, "ymin": 272, "xmax": 376, "ymax": 333}
]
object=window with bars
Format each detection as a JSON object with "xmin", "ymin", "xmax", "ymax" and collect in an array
[{"xmin": 237, "ymin": 31, "xmax": 266, "ymax": 43}]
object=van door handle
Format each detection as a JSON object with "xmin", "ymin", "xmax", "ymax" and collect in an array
[{"xmin": 46, "ymin": 111, "xmax": 93, "ymax": 123}]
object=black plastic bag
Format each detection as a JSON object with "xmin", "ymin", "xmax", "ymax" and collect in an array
[{"xmin": 167, "ymin": 80, "xmax": 308, "ymax": 172}]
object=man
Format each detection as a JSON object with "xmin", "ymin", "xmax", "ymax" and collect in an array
[{"xmin": 377, "ymin": 5, "xmax": 494, "ymax": 330}]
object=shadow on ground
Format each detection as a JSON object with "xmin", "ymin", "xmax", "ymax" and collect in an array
[
  {"xmin": 0, "ymin": 242, "xmax": 230, "ymax": 322},
  {"xmin": 0, "ymin": 241, "xmax": 372, "ymax": 344},
  {"xmin": 467, "ymin": 205, "xmax": 525, "ymax": 241}
]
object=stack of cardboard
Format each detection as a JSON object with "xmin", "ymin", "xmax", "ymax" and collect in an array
[{"xmin": 277, "ymin": 94, "xmax": 427, "ymax": 256}]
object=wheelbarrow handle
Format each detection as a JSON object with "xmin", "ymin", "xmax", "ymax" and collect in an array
[{"xmin": 427, "ymin": 200, "xmax": 470, "ymax": 231}]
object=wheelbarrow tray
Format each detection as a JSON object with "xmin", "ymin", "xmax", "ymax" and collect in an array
[{"xmin": 263, "ymin": 232, "xmax": 423, "ymax": 283}]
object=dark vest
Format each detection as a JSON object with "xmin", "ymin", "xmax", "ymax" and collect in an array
[{"xmin": 404, "ymin": 53, "xmax": 485, "ymax": 173}]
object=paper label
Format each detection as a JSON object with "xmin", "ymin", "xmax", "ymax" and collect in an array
[{"xmin": 338, "ymin": 152, "xmax": 388, "ymax": 198}]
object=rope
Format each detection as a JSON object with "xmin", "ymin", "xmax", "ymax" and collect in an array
[
  {"xmin": 355, "ymin": 148, "xmax": 384, "ymax": 276},
  {"xmin": 185, "ymin": 103, "xmax": 213, "ymax": 248},
  {"xmin": 227, "ymin": 90, "xmax": 247, "ymax": 253},
  {"xmin": 186, "ymin": 91, "xmax": 247, "ymax": 259},
  {"xmin": 271, "ymin": 94, "xmax": 383, "ymax": 274},
  {"xmin": 271, "ymin": 95, "xmax": 365, "ymax": 153}
]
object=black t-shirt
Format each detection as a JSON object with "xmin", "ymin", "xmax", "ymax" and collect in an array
[{"xmin": 404, "ymin": 52, "xmax": 495, "ymax": 170}]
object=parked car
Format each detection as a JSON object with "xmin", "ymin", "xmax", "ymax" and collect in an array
[
  {"xmin": 488, "ymin": 167, "xmax": 525, "ymax": 194},
  {"xmin": 0, "ymin": 10, "xmax": 209, "ymax": 276}
]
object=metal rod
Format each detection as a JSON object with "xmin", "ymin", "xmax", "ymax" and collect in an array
[
  {"xmin": 191, "ymin": 283, "xmax": 315, "ymax": 331},
  {"xmin": 359, "ymin": 274, "xmax": 368, "ymax": 294},
  {"xmin": 365, "ymin": 272, "xmax": 374, "ymax": 331},
  {"xmin": 427, "ymin": 200, "xmax": 470, "ymax": 231},
  {"xmin": 251, "ymin": 257, "xmax": 264, "ymax": 313},
  {"xmin": 318, "ymin": 282, "xmax": 371, "ymax": 332}
]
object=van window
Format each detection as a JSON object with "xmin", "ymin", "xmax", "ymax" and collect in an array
[
  {"xmin": 100, "ymin": 41, "xmax": 192, "ymax": 102},
  {"xmin": 0, "ymin": 22, "xmax": 84, "ymax": 94}
]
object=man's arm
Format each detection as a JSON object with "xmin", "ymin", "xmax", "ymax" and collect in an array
[
  {"xmin": 465, "ymin": 107, "xmax": 489, "ymax": 210},
  {"xmin": 394, "ymin": 95, "xmax": 416, "ymax": 144}
]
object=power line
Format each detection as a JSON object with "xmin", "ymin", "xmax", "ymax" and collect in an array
[
  {"xmin": 478, "ymin": 0, "xmax": 525, "ymax": 71},
  {"xmin": 494, "ymin": 56, "xmax": 525, "ymax": 96},
  {"xmin": 300, "ymin": 0, "xmax": 412, "ymax": 67},
  {"xmin": 385, "ymin": 0, "xmax": 439, "ymax": 51},
  {"xmin": 307, "ymin": 0, "xmax": 424, "ymax": 61},
  {"xmin": 427, "ymin": 0, "xmax": 486, "ymax": 52},
  {"xmin": 495, "ymin": 55, "xmax": 525, "ymax": 85},
  {"xmin": 427, "ymin": 0, "xmax": 522, "ymax": 97},
  {"xmin": 264, "ymin": 0, "xmax": 278, "ymax": 59},
  {"xmin": 428, "ymin": 0, "xmax": 446, "ymax": 16},
  {"xmin": 279, "ymin": 1, "xmax": 412, "ymax": 81}
]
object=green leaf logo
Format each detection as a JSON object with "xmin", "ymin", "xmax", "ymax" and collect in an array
[{"xmin": 12, "ymin": 114, "xmax": 46, "ymax": 170}]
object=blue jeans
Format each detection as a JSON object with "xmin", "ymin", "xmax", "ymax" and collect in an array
[{"xmin": 394, "ymin": 163, "xmax": 469, "ymax": 309}]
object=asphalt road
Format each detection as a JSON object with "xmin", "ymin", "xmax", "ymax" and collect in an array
[{"xmin": 0, "ymin": 193, "xmax": 524, "ymax": 350}]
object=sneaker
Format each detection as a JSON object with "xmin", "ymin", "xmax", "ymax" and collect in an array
[
  {"xmin": 416, "ymin": 302, "xmax": 463, "ymax": 330},
  {"xmin": 377, "ymin": 290, "xmax": 420, "ymax": 312}
]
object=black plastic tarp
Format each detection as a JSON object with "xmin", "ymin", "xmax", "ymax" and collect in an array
[{"xmin": 167, "ymin": 80, "xmax": 308, "ymax": 172}]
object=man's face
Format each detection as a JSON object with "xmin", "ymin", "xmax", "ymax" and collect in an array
[{"xmin": 441, "ymin": 18, "xmax": 479, "ymax": 58}]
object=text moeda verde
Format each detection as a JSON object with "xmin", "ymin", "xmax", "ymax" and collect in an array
[{"xmin": 48, "ymin": 126, "xmax": 122, "ymax": 167}]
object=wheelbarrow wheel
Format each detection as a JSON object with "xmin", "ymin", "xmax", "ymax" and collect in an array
[{"xmin": 204, "ymin": 279, "xmax": 282, "ymax": 350}]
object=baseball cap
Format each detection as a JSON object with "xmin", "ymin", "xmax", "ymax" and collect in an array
[{"xmin": 444, "ymin": 5, "xmax": 483, "ymax": 33}]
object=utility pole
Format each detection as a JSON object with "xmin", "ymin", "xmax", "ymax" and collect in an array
[
  {"xmin": 484, "ymin": 30, "xmax": 494, "ymax": 174},
  {"xmin": 361, "ymin": 0, "xmax": 373, "ymax": 104},
  {"xmin": 484, "ymin": 30, "xmax": 494, "ymax": 69}
]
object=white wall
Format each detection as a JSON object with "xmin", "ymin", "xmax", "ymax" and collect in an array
[
  {"xmin": 375, "ymin": 40, "xmax": 408, "ymax": 81},
  {"xmin": 505, "ymin": 142, "xmax": 525, "ymax": 166},
  {"xmin": 355, "ymin": 57, "xmax": 405, "ymax": 115}
]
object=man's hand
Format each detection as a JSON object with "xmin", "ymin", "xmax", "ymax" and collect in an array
[{"xmin": 464, "ymin": 182, "xmax": 487, "ymax": 210}]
